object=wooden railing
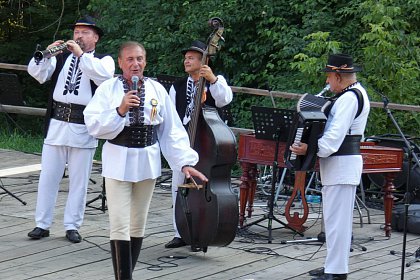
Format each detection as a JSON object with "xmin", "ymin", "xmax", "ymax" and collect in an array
[
  {"xmin": 2, "ymin": 63, "xmax": 420, "ymax": 119},
  {"xmin": 0, "ymin": 63, "xmax": 28, "ymax": 71},
  {"xmin": 230, "ymin": 86, "xmax": 420, "ymax": 112}
]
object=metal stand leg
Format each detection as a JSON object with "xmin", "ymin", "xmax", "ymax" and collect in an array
[
  {"xmin": 390, "ymin": 247, "xmax": 420, "ymax": 267},
  {"xmin": 254, "ymin": 167, "xmax": 288, "ymax": 208},
  {"xmin": 273, "ymin": 168, "xmax": 288, "ymax": 202},
  {"xmin": 350, "ymin": 233, "xmax": 371, "ymax": 252},
  {"xmin": 406, "ymin": 247, "xmax": 420, "ymax": 267},
  {"xmin": 0, "ymin": 178, "xmax": 27, "ymax": 205},
  {"xmin": 85, "ymin": 177, "xmax": 107, "ymax": 212},
  {"xmin": 351, "ymin": 179, "xmax": 374, "ymax": 251},
  {"xmin": 354, "ymin": 180, "xmax": 371, "ymax": 227},
  {"xmin": 304, "ymin": 172, "xmax": 318, "ymax": 195},
  {"xmin": 280, "ymin": 208, "xmax": 324, "ymax": 244}
]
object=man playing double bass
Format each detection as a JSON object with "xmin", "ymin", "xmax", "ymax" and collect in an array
[{"xmin": 165, "ymin": 40, "xmax": 233, "ymax": 249}]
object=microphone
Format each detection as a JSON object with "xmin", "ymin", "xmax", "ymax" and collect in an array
[
  {"xmin": 129, "ymin": 76, "xmax": 140, "ymax": 124},
  {"xmin": 131, "ymin": 76, "xmax": 139, "ymax": 92},
  {"xmin": 315, "ymin": 84, "xmax": 330, "ymax": 97}
]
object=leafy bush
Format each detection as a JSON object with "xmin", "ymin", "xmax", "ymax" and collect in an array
[{"xmin": 0, "ymin": 0, "xmax": 418, "ymax": 140}]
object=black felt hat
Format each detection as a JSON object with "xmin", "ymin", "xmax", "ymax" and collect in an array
[
  {"xmin": 71, "ymin": 16, "xmax": 104, "ymax": 38},
  {"xmin": 181, "ymin": 40, "xmax": 206, "ymax": 55},
  {"xmin": 321, "ymin": 53, "xmax": 362, "ymax": 73}
]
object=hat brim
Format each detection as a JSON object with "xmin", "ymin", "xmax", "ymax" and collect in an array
[
  {"xmin": 320, "ymin": 65, "xmax": 362, "ymax": 73},
  {"xmin": 181, "ymin": 46, "xmax": 205, "ymax": 55},
  {"xmin": 70, "ymin": 24, "xmax": 104, "ymax": 38}
]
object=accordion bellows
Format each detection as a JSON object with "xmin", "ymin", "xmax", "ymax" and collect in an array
[{"xmin": 284, "ymin": 94, "xmax": 331, "ymax": 171}]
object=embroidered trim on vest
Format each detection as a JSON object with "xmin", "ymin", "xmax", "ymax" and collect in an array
[
  {"xmin": 63, "ymin": 56, "xmax": 82, "ymax": 96},
  {"xmin": 119, "ymin": 76, "xmax": 147, "ymax": 126},
  {"xmin": 183, "ymin": 77, "xmax": 196, "ymax": 125}
]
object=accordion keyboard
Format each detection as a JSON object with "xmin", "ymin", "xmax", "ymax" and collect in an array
[{"xmin": 289, "ymin": 127, "xmax": 303, "ymax": 161}]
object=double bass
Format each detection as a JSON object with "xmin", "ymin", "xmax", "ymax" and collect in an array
[{"xmin": 175, "ymin": 18, "xmax": 238, "ymax": 252}]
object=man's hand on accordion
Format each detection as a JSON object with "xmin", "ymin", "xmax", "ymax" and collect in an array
[{"xmin": 289, "ymin": 142, "xmax": 308, "ymax": 155}]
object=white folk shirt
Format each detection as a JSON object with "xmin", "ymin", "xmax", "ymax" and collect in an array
[
  {"xmin": 84, "ymin": 77, "xmax": 199, "ymax": 182},
  {"xmin": 168, "ymin": 75, "xmax": 233, "ymax": 109},
  {"xmin": 317, "ymin": 83, "xmax": 370, "ymax": 186},
  {"xmin": 27, "ymin": 52, "xmax": 115, "ymax": 148}
]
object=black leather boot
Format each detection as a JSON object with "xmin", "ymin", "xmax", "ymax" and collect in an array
[
  {"xmin": 110, "ymin": 240, "xmax": 132, "ymax": 280},
  {"xmin": 311, "ymin": 273, "xmax": 347, "ymax": 280},
  {"xmin": 131, "ymin": 237, "xmax": 143, "ymax": 271}
]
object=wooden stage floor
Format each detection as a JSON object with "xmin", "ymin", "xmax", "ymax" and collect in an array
[{"xmin": 0, "ymin": 148, "xmax": 419, "ymax": 279}]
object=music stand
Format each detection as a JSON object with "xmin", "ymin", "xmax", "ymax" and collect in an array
[
  {"xmin": 252, "ymin": 106, "xmax": 294, "ymax": 142},
  {"xmin": 86, "ymin": 177, "xmax": 107, "ymax": 212},
  {"xmin": 245, "ymin": 106, "xmax": 303, "ymax": 242}
]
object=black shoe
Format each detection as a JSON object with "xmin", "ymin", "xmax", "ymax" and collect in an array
[
  {"xmin": 312, "ymin": 273, "xmax": 347, "ymax": 280},
  {"xmin": 165, "ymin": 237, "xmax": 186, "ymax": 248},
  {"xmin": 28, "ymin": 227, "xmax": 50, "ymax": 239},
  {"xmin": 309, "ymin": 267, "xmax": 324, "ymax": 276},
  {"xmin": 66, "ymin": 230, "xmax": 82, "ymax": 243}
]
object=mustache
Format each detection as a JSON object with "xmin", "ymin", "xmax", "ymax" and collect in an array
[{"xmin": 76, "ymin": 38, "xmax": 85, "ymax": 50}]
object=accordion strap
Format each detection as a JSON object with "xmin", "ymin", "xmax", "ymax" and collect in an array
[{"xmin": 327, "ymin": 88, "xmax": 364, "ymax": 119}]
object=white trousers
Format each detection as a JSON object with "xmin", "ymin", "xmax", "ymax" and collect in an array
[
  {"xmin": 322, "ymin": 184, "xmax": 357, "ymax": 274},
  {"xmin": 170, "ymin": 170, "xmax": 185, "ymax": 238},
  {"xmin": 35, "ymin": 144, "xmax": 95, "ymax": 231},
  {"xmin": 106, "ymin": 177, "xmax": 156, "ymax": 240}
]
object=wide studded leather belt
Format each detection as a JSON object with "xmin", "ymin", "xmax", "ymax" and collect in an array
[
  {"xmin": 52, "ymin": 101, "xmax": 86, "ymax": 124},
  {"xmin": 108, "ymin": 125, "xmax": 158, "ymax": 148}
]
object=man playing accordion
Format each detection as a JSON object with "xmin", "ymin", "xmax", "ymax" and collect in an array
[{"xmin": 290, "ymin": 53, "xmax": 370, "ymax": 280}]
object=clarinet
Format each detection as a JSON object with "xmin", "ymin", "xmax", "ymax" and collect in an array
[{"xmin": 33, "ymin": 40, "xmax": 80, "ymax": 64}]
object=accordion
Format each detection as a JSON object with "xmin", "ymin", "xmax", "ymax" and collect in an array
[{"xmin": 284, "ymin": 93, "xmax": 331, "ymax": 171}]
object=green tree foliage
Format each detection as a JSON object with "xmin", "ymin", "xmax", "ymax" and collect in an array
[
  {"xmin": 0, "ymin": 0, "xmax": 91, "ymax": 134},
  {"xmin": 0, "ymin": 0, "xmax": 91, "ymax": 63},
  {"xmin": 359, "ymin": 0, "xmax": 420, "ymax": 136},
  {"xmin": 0, "ymin": 0, "xmax": 418, "ymax": 136},
  {"xmin": 291, "ymin": 0, "xmax": 419, "ymax": 136}
]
